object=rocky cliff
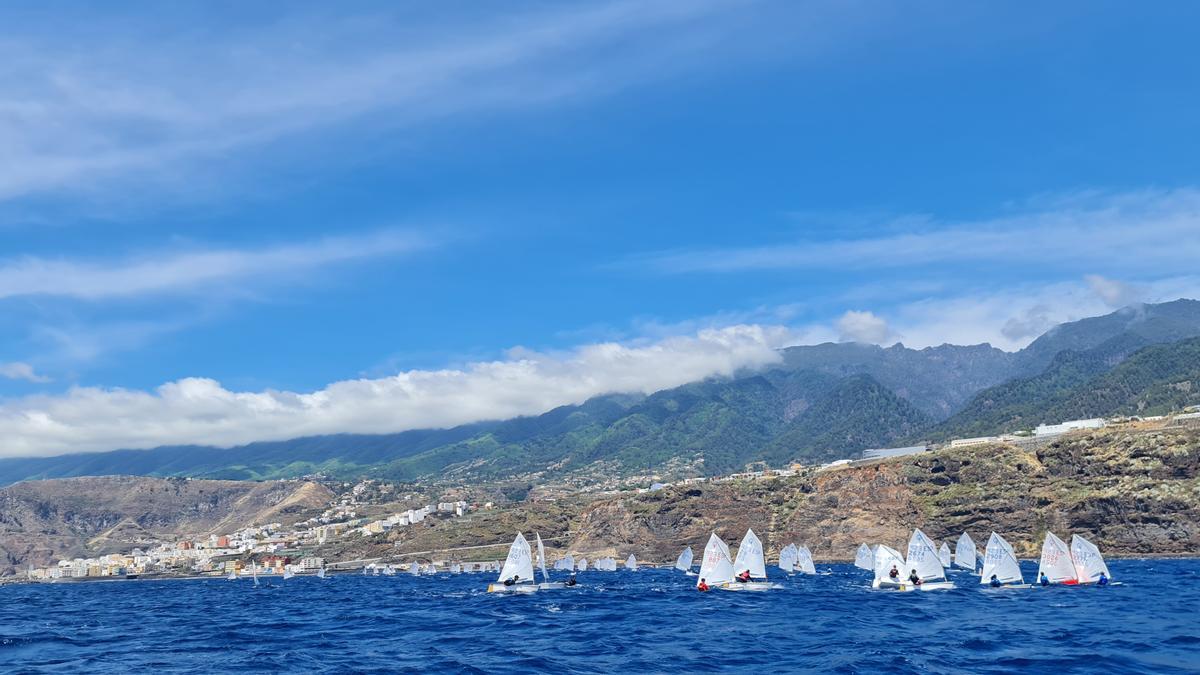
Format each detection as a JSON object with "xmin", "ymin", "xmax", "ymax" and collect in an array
[
  {"xmin": 0, "ymin": 476, "xmax": 333, "ymax": 574},
  {"xmin": 375, "ymin": 426, "xmax": 1200, "ymax": 563}
]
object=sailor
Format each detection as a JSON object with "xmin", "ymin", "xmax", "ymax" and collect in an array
[
  {"xmin": 989, "ymin": 574, "xmax": 1002, "ymax": 588},
  {"xmin": 736, "ymin": 569, "xmax": 752, "ymax": 583},
  {"xmin": 697, "ymin": 578, "xmax": 710, "ymax": 592},
  {"xmin": 888, "ymin": 565, "xmax": 900, "ymax": 581},
  {"xmin": 565, "ymin": 574, "xmax": 577, "ymax": 587},
  {"xmin": 503, "ymin": 574, "xmax": 520, "ymax": 587},
  {"xmin": 1097, "ymin": 572, "xmax": 1109, "ymax": 587},
  {"xmin": 1039, "ymin": 572, "xmax": 1050, "ymax": 587},
  {"xmin": 908, "ymin": 569, "xmax": 923, "ymax": 586}
]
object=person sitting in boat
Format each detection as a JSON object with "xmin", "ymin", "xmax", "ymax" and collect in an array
[
  {"xmin": 1039, "ymin": 572, "xmax": 1049, "ymax": 587},
  {"xmin": 908, "ymin": 569, "xmax": 923, "ymax": 586},
  {"xmin": 888, "ymin": 565, "xmax": 900, "ymax": 581},
  {"xmin": 736, "ymin": 569, "xmax": 752, "ymax": 583},
  {"xmin": 697, "ymin": 578, "xmax": 710, "ymax": 592},
  {"xmin": 565, "ymin": 574, "xmax": 577, "ymax": 587},
  {"xmin": 1097, "ymin": 572, "xmax": 1109, "ymax": 587},
  {"xmin": 503, "ymin": 574, "xmax": 520, "ymax": 587},
  {"xmin": 989, "ymin": 574, "xmax": 1002, "ymax": 588}
]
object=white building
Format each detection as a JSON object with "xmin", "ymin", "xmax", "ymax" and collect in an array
[
  {"xmin": 949, "ymin": 436, "xmax": 1000, "ymax": 448},
  {"xmin": 1034, "ymin": 418, "xmax": 1106, "ymax": 437}
]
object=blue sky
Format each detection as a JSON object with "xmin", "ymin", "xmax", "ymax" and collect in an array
[{"xmin": 2, "ymin": 1, "xmax": 1200, "ymax": 456}]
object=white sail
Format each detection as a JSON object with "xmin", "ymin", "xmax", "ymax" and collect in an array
[
  {"xmin": 497, "ymin": 532, "xmax": 535, "ymax": 584},
  {"xmin": 795, "ymin": 545, "xmax": 816, "ymax": 575},
  {"xmin": 872, "ymin": 545, "xmax": 906, "ymax": 586},
  {"xmin": 938, "ymin": 542, "xmax": 952, "ymax": 568},
  {"xmin": 283, "ymin": 568, "xmax": 294, "ymax": 580},
  {"xmin": 1070, "ymin": 535, "xmax": 1111, "ymax": 583},
  {"xmin": 1037, "ymin": 532, "xmax": 1076, "ymax": 583},
  {"xmin": 675, "ymin": 547, "xmax": 694, "ymax": 572},
  {"xmin": 537, "ymin": 533, "xmax": 550, "ymax": 583},
  {"xmin": 316, "ymin": 567, "xmax": 326, "ymax": 579},
  {"xmin": 577, "ymin": 557, "xmax": 588, "ymax": 572},
  {"xmin": 778, "ymin": 543, "xmax": 797, "ymax": 573},
  {"xmin": 954, "ymin": 532, "xmax": 977, "ymax": 570},
  {"xmin": 854, "ymin": 543, "xmax": 874, "ymax": 570},
  {"xmin": 697, "ymin": 532, "xmax": 734, "ymax": 587},
  {"xmin": 905, "ymin": 529, "xmax": 946, "ymax": 582},
  {"xmin": 625, "ymin": 554, "xmax": 638, "ymax": 571},
  {"xmin": 409, "ymin": 561, "xmax": 420, "ymax": 576},
  {"xmin": 560, "ymin": 555, "xmax": 575, "ymax": 572},
  {"xmin": 980, "ymin": 532, "xmax": 1024, "ymax": 584},
  {"xmin": 732, "ymin": 528, "xmax": 767, "ymax": 580}
]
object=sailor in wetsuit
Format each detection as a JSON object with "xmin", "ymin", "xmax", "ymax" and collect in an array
[
  {"xmin": 1097, "ymin": 572, "xmax": 1109, "ymax": 586},
  {"xmin": 1039, "ymin": 572, "xmax": 1050, "ymax": 586},
  {"xmin": 908, "ymin": 569, "xmax": 923, "ymax": 586},
  {"xmin": 736, "ymin": 569, "xmax": 752, "ymax": 583},
  {"xmin": 503, "ymin": 574, "xmax": 520, "ymax": 587},
  {"xmin": 989, "ymin": 574, "xmax": 1002, "ymax": 588},
  {"xmin": 565, "ymin": 574, "xmax": 577, "ymax": 587},
  {"xmin": 888, "ymin": 565, "xmax": 900, "ymax": 581}
]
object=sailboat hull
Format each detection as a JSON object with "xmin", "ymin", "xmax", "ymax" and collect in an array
[
  {"xmin": 487, "ymin": 583, "xmax": 539, "ymax": 594},
  {"xmin": 874, "ymin": 580, "xmax": 955, "ymax": 592},
  {"xmin": 718, "ymin": 581, "xmax": 778, "ymax": 592},
  {"xmin": 537, "ymin": 582, "xmax": 569, "ymax": 590}
]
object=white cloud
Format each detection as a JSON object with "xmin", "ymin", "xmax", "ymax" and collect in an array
[
  {"xmin": 0, "ymin": 324, "xmax": 794, "ymax": 458},
  {"xmin": 836, "ymin": 310, "xmax": 890, "ymax": 344},
  {"xmin": 1085, "ymin": 274, "xmax": 1144, "ymax": 308},
  {"xmin": 0, "ymin": 0, "xmax": 754, "ymax": 203},
  {"xmin": 0, "ymin": 230, "xmax": 427, "ymax": 300},
  {"xmin": 0, "ymin": 362, "xmax": 50, "ymax": 383},
  {"xmin": 633, "ymin": 189, "xmax": 1200, "ymax": 278}
]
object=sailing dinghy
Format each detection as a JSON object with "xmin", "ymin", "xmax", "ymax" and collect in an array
[
  {"xmin": 854, "ymin": 543, "xmax": 874, "ymax": 571},
  {"xmin": 536, "ymin": 533, "xmax": 569, "ymax": 589},
  {"xmin": 954, "ymin": 532, "xmax": 978, "ymax": 572},
  {"xmin": 696, "ymin": 532, "xmax": 734, "ymax": 590},
  {"xmin": 487, "ymin": 533, "xmax": 538, "ymax": 594},
  {"xmin": 625, "ymin": 554, "xmax": 638, "ymax": 572},
  {"xmin": 980, "ymin": 532, "xmax": 1027, "ymax": 588},
  {"xmin": 721, "ymin": 528, "xmax": 776, "ymax": 591},
  {"xmin": 1070, "ymin": 535, "xmax": 1117, "ymax": 585},
  {"xmin": 778, "ymin": 543, "xmax": 798, "ymax": 574},
  {"xmin": 871, "ymin": 544, "xmax": 908, "ymax": 590},
  {"xmin": 938, "ymin": 542, "xmax": 953, "ymax": 568},
  {"xmin": 795, "ymin": 545, "xmax": 817, "ymax": 575},
  {"xmin": 902, "ymin": 529, "xmax": 954, "ymax": 590},
  {"xmin": 676, "ymin": 547, "xmax": 695, "ymax": 575},
  {"xmin": 1036, "ymin": 531, "xmax": 1076, "ymax": 585},
  {"xmin": 577, "ymin": 557, "xmax": 588, "ymax": 572}
]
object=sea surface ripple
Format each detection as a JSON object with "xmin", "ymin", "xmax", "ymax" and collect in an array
[{"xmin": 2, "ymin": 559, "xmax": 1199, "ymax": 673}]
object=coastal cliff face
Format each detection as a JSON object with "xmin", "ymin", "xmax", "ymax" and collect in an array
[
  {"xmin": 378, "ymin": 427, "xmax": 1200, "ymax": 563},
  {"xmin": 0, "ymin": 476, "xmax": 332, "ymax": 574}
]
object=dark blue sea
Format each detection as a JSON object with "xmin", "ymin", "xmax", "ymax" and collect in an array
[{"xmin": 3, "ymin": 559, "xmax": 1198, "ymax": 673}]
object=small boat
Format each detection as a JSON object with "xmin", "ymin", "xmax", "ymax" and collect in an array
[
  {"xmin": 675, "ymin": 546, "xmax": 694, "ymax": 575},
  {"xmin": 980, "ymin": 532, "xmax": 1027, "ymax": 588},
  {"xmin": 903, "ymin": 529, "xmax": 954, "ymax": 590},
  {"xmin": 1036, "ymin": 532, "xmax": 1077, "ymax": 585},
  {"xmin": 283, "ymin": 568, "xmax": 294, "ymax": 580},
  {"xmin": 316, "ymin": 567, "xmax": 326, "ymax": 579},
  {"xmin": 1070, "ymin": 535, "xmax": 1116, "ymax": 585},
  {"xmin": 721, "ymin": 528, "xmax": 776, "ymax": 591},
  {"xmin": 778, "ymin": 543, "xmax": 798, "ymax": 574},
  {"xmin": 577, "ymin": 557, "xmax": 589, "ymax": 572},
  {"xmin": 954, "ymin": 532, "xmax": 978, "ymax": 572},
  {"xmin": 227, "ymin": 570, "xmax": 237, "ymax": 581},
  {"xmin": 871, "ymin": 544, "xmax": 908, "ymax": 590},
  {"xmin": 252, "ymin": 563, "xmax": 259, "ymax": 588},
  {"xmin": 487, "ymin": 532, "xmax": 538, "ymax": 594},
  {"xmin": 795, "ymin": 545, "xmax": 816, "ymax": 575},
  {"xmin": 938, "ymin": 542, "xmax": 953, "ymax": 568},
  {"xmin": 696, "ymin": 532, "xmax": 734, "ymax": 590},
  {"xmin": 853, "ymin": 543, "xmax": 874, "ymax": 571},
  {"xmin": 625, "ymin": 554, "xmax": 638, "ymax": 572},
  {"xmin": 536, "ymin": 533, "xmax": 572, "ymax": 590}
]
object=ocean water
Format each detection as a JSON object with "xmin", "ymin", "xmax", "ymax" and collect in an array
[{"xmin": 2, "ymin": 559, "xmax": 1198, "ymax": 673}]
